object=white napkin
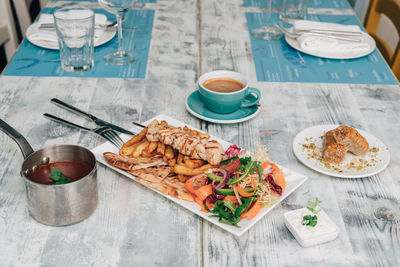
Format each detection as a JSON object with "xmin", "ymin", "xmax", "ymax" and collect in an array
[
  {"xmin": 294, "ymin": 20, "xmax": 370, "ymax": 54},
  {"xmin": 28, "ymin": 13, "xmax": 108, "ymax": 45}
]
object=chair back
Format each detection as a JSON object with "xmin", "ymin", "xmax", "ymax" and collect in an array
[
  {"xmin": 0, "ymin": 0, "xmax": 18, "ymax": 62},
  {"xmin": 365, "ymin": 0, "xmax": 400, "ymax": 80},
  {"xmin": 11, "ymin": 0, "xmax": 32, "ymax": 38},
  {"xmin": 40, "ymin": 0, "xmax": 48, "ymax": 9}
]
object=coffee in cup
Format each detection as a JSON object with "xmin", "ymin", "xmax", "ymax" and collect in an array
[
  {"xmin": 202, "ymin": 78, "xmax": 245, "ymax": 93},
  {"xmin": 198, "ymin": 71, "xmax": 260, "ymax": 114}
]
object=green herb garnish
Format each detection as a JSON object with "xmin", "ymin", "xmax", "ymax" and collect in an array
[
  {"xmin": 227, "ymin": 157, "xmax": 262, "ymax": 184},
  {"xmin": 302, "ymin": 214, "xmax": 318, "ymax": 227},
  {"xmin": 302, "ymin": 197, "xmax": 322, "ymax": 227},
  {"xmin": 50, "ymin": 167, "xmax": 70, "ymax": 185},
  {"xmin": 207, "ymin": 196, "xmax": 258, "ymax": 227}
]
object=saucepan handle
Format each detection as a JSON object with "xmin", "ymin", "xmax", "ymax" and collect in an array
[{"xmin": 0, "ymin": 119, "xmax": 34, "ymax": 159}]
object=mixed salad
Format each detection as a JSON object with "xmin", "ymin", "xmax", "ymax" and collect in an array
[{"xmin": 185, "ymin": 144, "xmax": 286, "ymax": 226}]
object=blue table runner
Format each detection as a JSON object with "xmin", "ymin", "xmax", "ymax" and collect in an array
[
  {"xmin": 246, "ymin": 13, "xmax": 398, "ymax": 84},
  {"xmin": 4, "ymin": 8, "xmax": 154, "ymax": 79}
]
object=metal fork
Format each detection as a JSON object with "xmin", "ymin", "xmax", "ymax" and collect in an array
[
  {"xmin": 275, "ymin": 24, "xmax": 362, "ymax": 42},
  {"xmin": 43, "ymin": 113, "xmax": 124, "ymax": 149}
]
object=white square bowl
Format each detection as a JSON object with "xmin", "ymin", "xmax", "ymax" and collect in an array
[{"xmin": 284, "ymin": 208, "xmax": 340, "ymax": 247}]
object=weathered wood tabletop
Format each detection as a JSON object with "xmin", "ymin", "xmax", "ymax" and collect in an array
[{"xmin": 1, "ymin": 0, "xmax": 399, "ymax": 266}]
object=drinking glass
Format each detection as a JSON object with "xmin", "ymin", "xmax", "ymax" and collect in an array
[
  {"xmin": 280, "ymin": 0, "xmax": 309, "ymax": 23},
  {"xmin": 98, "ymin": 0, "xmax": 138, "ymax": 65},
  {"xmin": 251, "ymin": 0, "xmax": 283, "ymax": 40},
  {"xmin": 54, "ymin": 7, "xmax": 95, "ymax": 73}
]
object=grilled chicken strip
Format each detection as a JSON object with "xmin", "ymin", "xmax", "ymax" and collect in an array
[
  {"xmin": 146, "ymin": 122, "xmax": 224, "ymax": 165},
  {"xmin": 103, "ymin": 152, "xmax": 163, "ymax": 171}
]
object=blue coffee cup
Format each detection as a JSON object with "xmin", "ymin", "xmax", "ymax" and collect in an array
[{"xmin": 198, "ymin": 71, "xmax": 261, "ymax": 114}]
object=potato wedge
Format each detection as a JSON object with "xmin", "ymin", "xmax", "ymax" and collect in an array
[
  {"xmin": 133, "ymin": 140, "xmax": 149, "ymax": 158},
  {"xmin": 157, "ymin": 142, "xmax": 166, "ymax": 155},
  {"xmin": 184, "ymin": 158, "xmax": 206, "ymax": 169},
  {"xmin": 165, "ymin": 145, "xmax": 175, "ymax": 160},
  {"xmin": 119, "ymin": 144, "xmax": 135, "ymax": 157},
  {"xmin": 123, "ymin": 128, "xmax": 147, "ymax": 147},
  {"xmin": 177, "ymin": 153, "xmax": 185, "ymax": 166},
  {"xmin": 174, "ymin": 164, "xmax": 213, "ymax": 176},
  {"xmin": 119, "ymin": 142, "xmax": 142, "ymax": 157},
  {"xmin": 167, "ymin": 158, "xmax": 176, "ymax": 167},
  {"xmin": 148, "ymin": 141, "xmax": 158, "ymax": 153},
  {"xmin": 141, "ymin": 149, "xmax": 156, "ymax": 158}
]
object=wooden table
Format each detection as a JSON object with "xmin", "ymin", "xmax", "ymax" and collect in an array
[{"xmin": 1, "ymin": 0, "xmax": 399, "ymax": 266}]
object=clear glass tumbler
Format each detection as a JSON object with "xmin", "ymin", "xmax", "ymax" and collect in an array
[
  {"xmin": 54, "ymin": 7, "xmax": 95, "ymax": 73},
  {"xmin": 251, "ymin": 0, "xmax": 283, "ymax": 40},
  {"xmin": 280, "ymin": 0, "xmax": 310, "ymax": 23}
]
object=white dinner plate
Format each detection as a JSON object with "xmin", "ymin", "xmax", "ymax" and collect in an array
[
  {"xmin": 91, "ymin": 114, "xmax": 308, "ymax": 236},
  {"xmin": 26, "ymin": 22, "xmax": 116, "ymax": 50},
  {"xmin": 293, "ymin": 125, "xmax": 390, "ymax": 178},
  {"xmin": 284, "ymin": 31, "xmax": 376, "ymax": 59}
]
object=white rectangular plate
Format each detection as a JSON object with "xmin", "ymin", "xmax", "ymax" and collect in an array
[{"xmin": 91, "ymin": 114, "xmax": 308, "ymax": 236}]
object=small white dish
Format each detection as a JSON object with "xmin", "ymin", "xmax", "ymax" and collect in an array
[
  {"xmin": 284, "ymin": 208, "xmax": 339, "ymax": 247},
  {"xmin": 292, "ymin": 125, "xmax": 390, "ymax": 178},
  {"xmin": 26, "ymin": 22, "xmax": 116, "ymax": 50},
  {"xmin": 284, "ymin": 30, "xmax": 376, "ymax": 59}
]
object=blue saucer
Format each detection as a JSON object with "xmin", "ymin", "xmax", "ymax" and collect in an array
[{"xmin": 185, "ymin": 91, "xmax": 260, "ymax": 124}]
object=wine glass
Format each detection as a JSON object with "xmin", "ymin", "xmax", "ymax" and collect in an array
[
  {"xmin": 251, "ymin": 0, "xmax": 283, "ymax": 40},
  {"xmin": 98, "ymin": 0, "xmax": 138, "ymax": 65}
]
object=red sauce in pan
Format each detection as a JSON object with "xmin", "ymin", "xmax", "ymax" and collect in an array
[{"xmin": 27, "ymin": 161, "xmax": 93, "ymax": 185}]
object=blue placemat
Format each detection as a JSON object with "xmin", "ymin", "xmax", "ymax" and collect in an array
[
  {"xmin": 246, "ymin": 12, "xmax": 398, "ymax": 84},
  {"xmin": 4, "ymin": 8, "xmax": 154, "ymax": 78},
  {"xmin": 50, "ymin": 0, "xmax": 157, "ymax": 3},
  {"xmin": 243, "ymin": 0, "xmax": 351, "ymax": 9}
]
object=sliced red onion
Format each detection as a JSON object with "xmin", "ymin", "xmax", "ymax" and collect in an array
[
  {"xmin": 215, "ymin": 169, "xmax": 230, "ymax": 189},
  {"xmin": 203, "ymin": 194, "xmax": 217, "ymax": 204},
  {"xmin": 264, "ymin": 174, "xmax": 283, "ymax": 196},
  {"xmin": 213, "ymin": 192, "xmax": 225, "ymax": 200},
  {"xmin": 214, "ymin": 171, "xmax": 224, "ymax": 177},
  {"xmin": 233, "ymin": 184, "xmax": 242, "ymax": 205},
  {"xmin": 203, "ymin": 194, "xmax": 218, "ymax": 211}
]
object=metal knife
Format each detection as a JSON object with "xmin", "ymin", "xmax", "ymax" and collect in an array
[
  {"xmin": 50, "ymin": 98, "xmax": 136, "ymax": 136},
  {"xmin": 39, "ymin": 23, "xmax": 139, "ymax": 31}
]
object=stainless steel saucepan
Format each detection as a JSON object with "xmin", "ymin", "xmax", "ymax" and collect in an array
[{"xmin": 0, "ymin": 119, "xmax": 98, "ymax": 226}]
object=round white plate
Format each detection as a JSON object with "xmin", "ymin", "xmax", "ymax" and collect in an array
[
  {"xmin": 293, "ymin": 125, "xmax": 390, "ymax": 178},
  {"xmin": 284, "ymin": 31, "xmax": 376, "ymax": 59},
  {"xmin": 26, "ymin": 22, "xmax": 116, "ymax": 50}
]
